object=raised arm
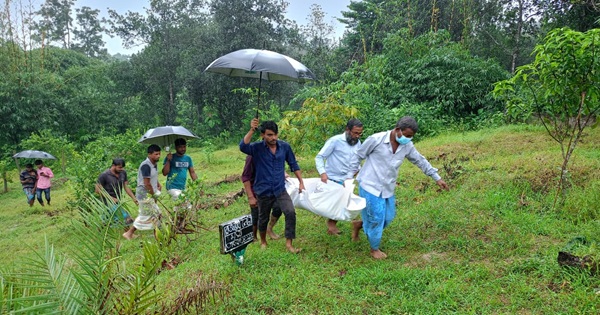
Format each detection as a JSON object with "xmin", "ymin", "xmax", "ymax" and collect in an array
[{"xmin": 243, "ymin": 118, "xmax": 259, "ymax": 144}]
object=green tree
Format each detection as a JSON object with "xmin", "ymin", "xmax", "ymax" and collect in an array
[
  {"xmin": 72, "ymin": 6, "xmax": 107, "ymax": 58},
  {"xmin": 109, "ymin": 0, "xmax": 208, "ymax": 125},
  {"xmin": 298, "ymin": 4, "xmax": 339, "ymax": 82},
  {"xmin": 32, "ymin": 0, "xmax": 75, "ymax": 49},
  {"xmin": 494, "ymin": 28, "xmax": 600, "ymax": 204},
  {"xmin": 539, "ymin": 0, "xmax": 600, "ymax": 32}
]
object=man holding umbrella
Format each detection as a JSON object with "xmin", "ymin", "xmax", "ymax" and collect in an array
[
  {"xmin": 162, "ymin": 138, "xmax": 198, "ymax": 198},
  {"xmin": 20, "ymin": 163, "xmax": 38, "ymax": 207},
  {"xmin": 240, "ymin": 118, "xmax": 305, "ymax": 254}
]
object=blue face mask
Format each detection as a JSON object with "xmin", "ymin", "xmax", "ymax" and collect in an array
[{"xmin": 395, "ymin": 131, "xmax": 412, "ymax": 145}]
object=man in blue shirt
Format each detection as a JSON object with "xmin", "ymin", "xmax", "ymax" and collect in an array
[
  {"xmin": 162, "ymin": 138, "xmax": 198, "ymax": 198},
  {"xmin": 240, "ymin": 118, "xmax": 305, "ymax": 254},
  {"xmin": 347, "ymin": 116, "xmax": 449, "ymax": 259},
  {"xmin": 315, "ymin": 118, "xmax": 363, "ymax": 236}
]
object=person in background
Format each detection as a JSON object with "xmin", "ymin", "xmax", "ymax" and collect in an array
[
  {"xmin": 162, "ymin": 138, "xmax": 198, "ymax": 199},
  {"xmin": 315, "ymin": 118, "xmax": 364, "ymax": 237},
  {"xmin": 347, "ymin": 116, "xmax": 449, "ymax": 259},
  {"xmin": 123, "ymin": 145, "xmax": 162, "ymax": 240},
  {"xmin": 95, "ymin": 158, "xmax": 138, "ymax": 225},
  {"xmin": 240, "ymin": 118, "xmax": 305, "ymax": 254},
  {"xmin": 20, "ymin": 163, "xmax": 38, "ymax": 207},
  {"xmin": 34, "ymin": 159, "xmax": 54, "ymax": 206}
]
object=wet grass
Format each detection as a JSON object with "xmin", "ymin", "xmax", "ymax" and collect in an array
[{"xmin": 1, "ymin": 124, "xmax": 599, "ymax": 314}]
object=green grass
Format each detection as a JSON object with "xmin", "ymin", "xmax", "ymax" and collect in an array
[{"xmin": 1, "ymin": 124, "xmax": 600, "ymax": 314}]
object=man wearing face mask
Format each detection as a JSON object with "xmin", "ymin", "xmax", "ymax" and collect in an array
[
  {"xmin": 347, "ymin": 116, "xmax": 449, "ymax": 259},
  {"xmin": 315, "ymin": 118, "xmax": 364, "ymax": 236}
]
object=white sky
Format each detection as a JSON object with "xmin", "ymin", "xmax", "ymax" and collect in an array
[{"xmin": 73, "ymin": 0, "xmax": 353, "ymax": 55}]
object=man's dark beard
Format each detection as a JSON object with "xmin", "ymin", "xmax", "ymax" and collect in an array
[{"xmin": 345, "ymin": 133, "xmax": 359, "ymax": 146}]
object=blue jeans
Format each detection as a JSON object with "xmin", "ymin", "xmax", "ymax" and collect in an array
[
  {"xmin": 102, "ymin": 204, "xmax": 133, "ymax": 226},
  {"xmin": 36, "ymin": 188, "xmax": 51, "ymax": 205},
  {"xmin": 23, "ymin": 188, "xmax": 35, "ymax": 202},
  {"xmin": 359, "ymin": 186, "xmax": 396, "ymax": 250}
]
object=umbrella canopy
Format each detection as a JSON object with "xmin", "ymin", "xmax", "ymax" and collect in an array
[
  {"xmin": 138, "ymin": 126, "xmax": 198, "ymax": 151},
  {"xmin": 205, "ymin": 49, "xmax": 316, "ymax": 116},
  {"xmin": 205, "ymin": 49, "xmax": 316, "ymax": 82},
  {"xmin": 13, "ymin": 150, "xmax": 57, "ymax": 159}
]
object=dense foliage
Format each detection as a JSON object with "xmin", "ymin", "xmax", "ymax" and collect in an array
[{"xmin": 1, "ymin": 0, "xmax": 598, "ymax": 173}]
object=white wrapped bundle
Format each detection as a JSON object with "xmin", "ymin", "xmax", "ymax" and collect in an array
[{"xmin": 285, "ymin": 178, "xmax": 366, "ymax": 221}]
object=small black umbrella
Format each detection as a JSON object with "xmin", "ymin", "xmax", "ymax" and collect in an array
[
  {"xmin": 13, "ymin": 150, "xmax": 57, "ymax": 160},
  {"xmin": 205, "ymin": 49, "xmax": 316, "ymax": 117}
]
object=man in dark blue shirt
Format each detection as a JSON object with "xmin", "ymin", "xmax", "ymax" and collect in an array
[{"xmin": 240, "ymin": 118, "xmax": 305, "ymax": 253}]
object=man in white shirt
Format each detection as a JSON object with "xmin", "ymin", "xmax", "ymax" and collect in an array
[
  {"xmin": 315, "ymin": 118, "xmax": 363, "ymax": 236},
  {"xmin": 347, "ymin": 116, "xmax": 449, "ymax": 259}
]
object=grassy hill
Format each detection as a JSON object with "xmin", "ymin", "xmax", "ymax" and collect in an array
[{"xmin": 1, "ymin": 124, "xmax": 599, "ymax": 314}]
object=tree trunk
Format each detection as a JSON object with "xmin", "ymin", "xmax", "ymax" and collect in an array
[
  {"xmin": 511, "ymin": 0, "xmax": 524, "ymax": 74},
  {"xmin": 3, "ymin": 171, "xmax": 7, "ymax": 193}
]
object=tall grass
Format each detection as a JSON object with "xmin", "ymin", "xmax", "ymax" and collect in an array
[{"xmin": 1, "ymin": 125, "xmax": 599, "ymax": 314}]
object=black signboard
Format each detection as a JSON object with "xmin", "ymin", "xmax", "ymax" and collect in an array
[{"xmin": 218, "ymin": 214, "xmax": 254, "ymax": 254}]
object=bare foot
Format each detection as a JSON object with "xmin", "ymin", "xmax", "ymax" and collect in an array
[
  {"xmin": 370, "ymin": 249, "xmax": 387, "ymax": 259},
  {"xmin": 286, "ymin": 245, "xmax": 302, "ymax": 254},
  {"xmin": 351, "ymin": 220, "xmax": 363, "ymax": 242},
  {"xmin": 267, "ymin": 230, "xmax": 280, "ymax": 240},
  {"xmin": 260, "ymin": 242, "xmax": 268, "ymax": 250},
  {"xmin": 122, "ymin": 232, "xmax": 134, "ymax": 240},
  {"xmin": 327, "ymin": 219, "xmax": 341, "ymax": 235}
]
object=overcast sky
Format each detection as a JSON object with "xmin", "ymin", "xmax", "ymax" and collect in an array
[{"xmin": 73, "ymin": 0, "xmax": 353, "ymax": 55}]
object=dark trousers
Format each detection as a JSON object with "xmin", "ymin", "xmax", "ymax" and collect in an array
[
  {"xmin": 36, "ymin": 188, "xmax": 51, "ymax": 204},
  {"xmin": 257, "ymin": 191, "xmax": 296, "ymax": 239},
  {"xmin": 250, "ymin": 200, "xmax": 282, "ymax": 227}
]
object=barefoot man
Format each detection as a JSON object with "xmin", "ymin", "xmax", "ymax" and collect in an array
[
  {"xmin": 315, "ymin": 118, "xmax": 364, "ymax": 237},
  {"xmin": 347, "ymin": 117, "xmax": 449, "ymax": 259},
  {"xmin": 242, "ymin": 155, "xmax": 283, "ymax": 241},
  {"xmin": 240, "ymin": 119, "xmax": 305, "ymax": 254},
  {"xmin": 123, "ymin": 144, "xmax": 162, "ymax": 240}
]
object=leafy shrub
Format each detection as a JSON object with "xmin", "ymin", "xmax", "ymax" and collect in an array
[
  {"xmin": 68, "ymin": 129, "xmax": 146, "ymax": 210},
  {"xmin": 279, "ymin": 97, "xmax": 359, "ymax": 152}
]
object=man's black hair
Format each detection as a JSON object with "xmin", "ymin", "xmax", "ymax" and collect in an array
[
  {"xmin": 260, "ymin": 121, "xmax": 278, "ymax": 134},
  {"xmin": 174, "ymin": 138, "xmax": 186, "ymax": 147},
  {"xmin": 346, "ymin": 118, "xmax": 363, "ymax": 130},
  {"xmin": 112, "ymin": 158, "xmax": 126, "ymax": 167},
  {"xmin": 395, "ymin": 116, "xmax": 419, "ymax": 133},
  {"xmin": 25, "ymin": 163, "xmax": 33, "ymax": 168},
  {"xmin": 34, "ymin": 159, "xmax": 43, "ymax": 165},
  {"xmin": 147, "ymin": 144, "xmax": 161, "ymax": 154}
]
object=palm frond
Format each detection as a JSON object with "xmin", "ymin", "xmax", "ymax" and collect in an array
[{"xmin": 0, "ymin": 238, "xmax": 83, "ymax": 314}]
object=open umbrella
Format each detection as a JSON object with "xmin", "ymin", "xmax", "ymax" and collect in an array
[
  {"xmin": 138, "ymin": 126, "xmax": 198, "ymax": 151},
  {"xmin": 205, "ymin": 49, "xmax": 316, "ymax": 117},
  {"xmin": 13, "ymin": 150, "xmax": 57, "ymax": 160}
]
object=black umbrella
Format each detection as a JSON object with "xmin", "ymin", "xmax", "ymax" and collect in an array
[
  {"xmin": 205, "ymin": 49, "xmax": 316, "ymax": 117},
  {"xmin": 13, "ymin": 150, "xmax": 57, "ymax": 159},
  {"xmin": 139, "ymin": 126, "xmax": 198, "ymax": 151}
]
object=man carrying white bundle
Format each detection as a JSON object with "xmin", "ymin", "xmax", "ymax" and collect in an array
[{"xmin": 315, "ymin": 118, "xmax": 364, "ymax": 239}]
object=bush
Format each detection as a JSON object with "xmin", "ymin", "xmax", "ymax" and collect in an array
[{"xmin": 68, "ymin": 129, "xmax": 146, "ymax": 210}]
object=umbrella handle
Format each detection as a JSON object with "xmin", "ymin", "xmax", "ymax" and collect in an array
[{"xmin": 256, "ymin": 71, "xmax": 262, "ymax": 119}]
